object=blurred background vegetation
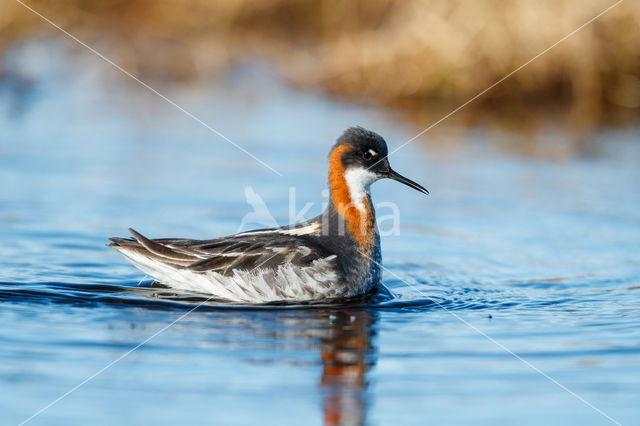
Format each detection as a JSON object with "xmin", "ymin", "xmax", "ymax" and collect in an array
[{"xmin": 1, "ymin": 0, "xmax": 639, "ymax": 137}]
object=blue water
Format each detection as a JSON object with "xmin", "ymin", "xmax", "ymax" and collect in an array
[{"xmin": 1, "ymin": 41, "xmax": 639, "ymax": 425}]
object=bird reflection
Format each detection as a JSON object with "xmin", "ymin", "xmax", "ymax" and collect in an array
[
  {"xmin": 318, "ymin": 310, "xmax": 377, "ymax": 426},
  {"xmin": 120, "ymin": 287, "xmax": 379, "ymax": 424}
]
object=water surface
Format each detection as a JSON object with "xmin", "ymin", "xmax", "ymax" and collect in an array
[{"xmin": 1, "ymin": 41, "xmax": 639, "ymax": 425}]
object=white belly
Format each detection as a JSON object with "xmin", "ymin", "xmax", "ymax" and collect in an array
[{"xmin": 120, "ymin": 250, "xmax": 341, "ymax": 303}]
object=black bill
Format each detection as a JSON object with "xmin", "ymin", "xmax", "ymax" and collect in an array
[{"xmin": 385, "ymin": 169, "xmax": 429, "ymax": 195}]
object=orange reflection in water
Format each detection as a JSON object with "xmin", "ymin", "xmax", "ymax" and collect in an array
[{"xmin": 319, "ymin": 310, "xmax": 376, "ymax": 426}]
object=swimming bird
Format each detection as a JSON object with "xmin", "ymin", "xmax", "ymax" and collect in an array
[{"xmin": 109, "ymin": 127, "xmax": 428, "ymax": 303}]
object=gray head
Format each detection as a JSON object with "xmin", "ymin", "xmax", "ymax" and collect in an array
[{"xmin": 329, "ymin": 127, "xmax": 429, "ymax": 195}]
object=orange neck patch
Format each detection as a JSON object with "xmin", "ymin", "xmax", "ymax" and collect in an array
[{"xmin": 328, "ymin": 145, "xmax": 376, "ymax": 251}]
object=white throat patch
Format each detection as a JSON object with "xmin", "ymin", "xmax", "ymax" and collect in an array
[{"xmin": 344, "ymin": 167, "xmax": 378, "ymax": 211}]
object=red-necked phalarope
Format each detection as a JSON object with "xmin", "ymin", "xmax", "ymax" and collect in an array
[{"xmin": 109, "ymin": 127, "xmax": 428, "ymax": 303}]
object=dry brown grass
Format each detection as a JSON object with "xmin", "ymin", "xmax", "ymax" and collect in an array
[{"xmin": 2, "ymin": 0, "xmax": 639, "ymax": 125}]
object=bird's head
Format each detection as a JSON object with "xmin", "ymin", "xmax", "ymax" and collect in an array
[{"xmin": 328, "ymin": 127, "xmax": 429, "ymax": 201}]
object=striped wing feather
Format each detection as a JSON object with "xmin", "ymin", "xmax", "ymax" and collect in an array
[{"xmin": 109, "ymin": 228, "xmax": 333, "ymax": 277}]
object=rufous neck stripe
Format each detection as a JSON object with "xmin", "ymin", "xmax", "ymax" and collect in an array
[{"xmin": 328, "ymin": 145, "xmax": 376, "ymax": 250}]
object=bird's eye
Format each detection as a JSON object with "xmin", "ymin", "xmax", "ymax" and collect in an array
[{"xmin": 362, "ymin": 150, "xmax": 374, "ymax": 161}]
